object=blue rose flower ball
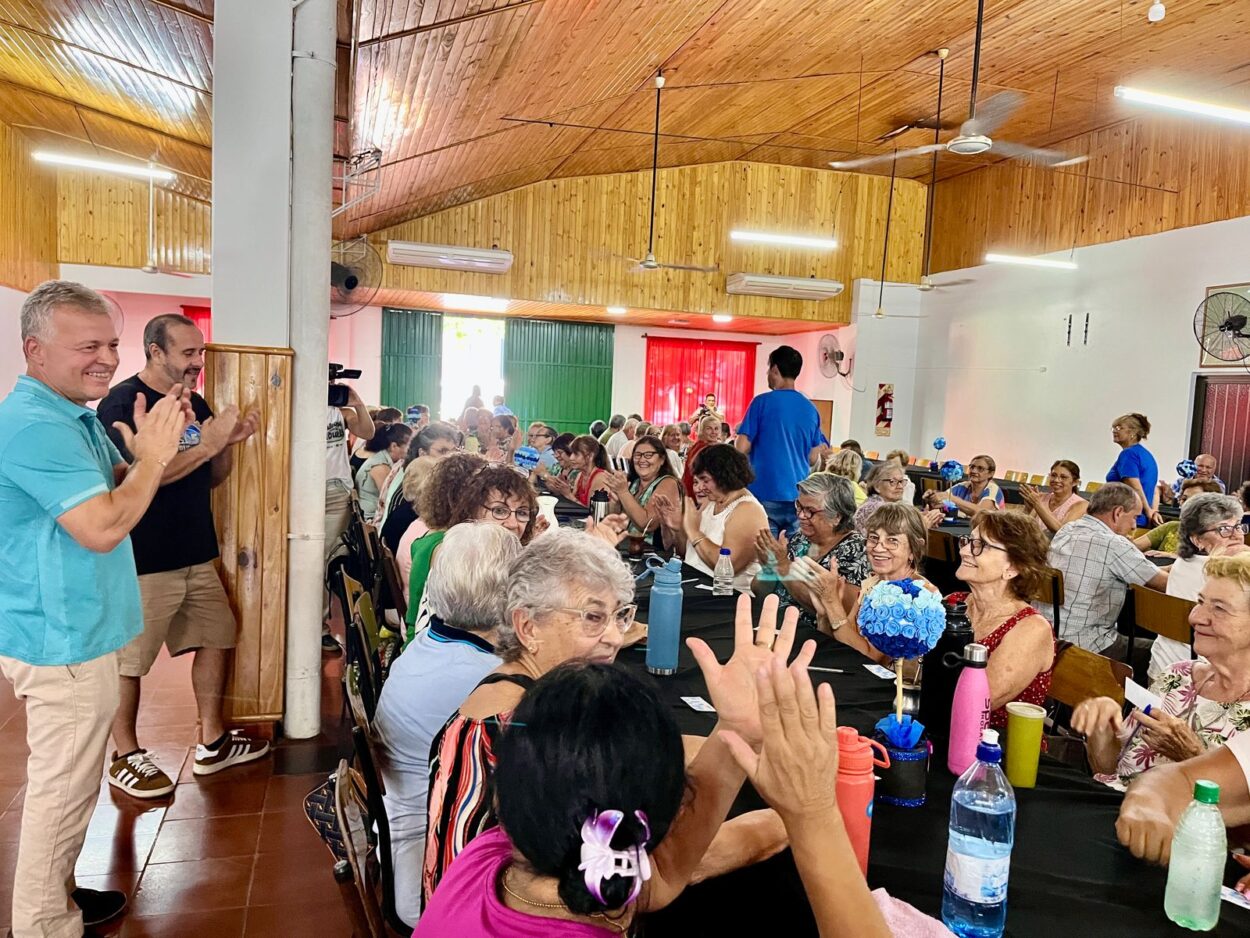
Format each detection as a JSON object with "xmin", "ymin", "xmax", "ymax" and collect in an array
[
  {"xmin": 1175, "ymin": 458, "xmax": 1197, "ymax": 480},
  {"xmin": 513, "ymin": 445, "xmax": 541, "ymax": 474},
  {"xmin": 939, "ymin": 459, "xmax": 964, "ymax": 484},
  {"xmin": 857, "ymin": 579, "xmax": 947, "ymax": 660},
  {"xmin": 933, "ymin": 436, "xmax": 947, "ymax": 452}
]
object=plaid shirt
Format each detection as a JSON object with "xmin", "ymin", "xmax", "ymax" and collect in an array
[
  {"xmin": 1170, "ymin": 475, "xmax": 1225, "ymax": 499},
  {"xmin": 1036, "ymin": 515, "xmax": 1160, "ymax": 653}
]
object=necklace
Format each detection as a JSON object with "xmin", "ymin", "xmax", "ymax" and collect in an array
[{"xmin": 501, "ymin": 868, "xmax": 629, "ymax": 935}]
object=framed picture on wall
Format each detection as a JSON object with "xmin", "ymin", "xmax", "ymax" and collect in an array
[{"xmin": 1197, "ymin": 282, "xmax": 1250, "ymax": 368}]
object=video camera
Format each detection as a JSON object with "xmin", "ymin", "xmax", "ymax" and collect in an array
[{"xmin": 328, "ymin": 362, "xmax": 362, "ymax": 407}]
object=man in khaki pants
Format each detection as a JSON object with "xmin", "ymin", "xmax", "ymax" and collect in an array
[{"xmin": 0, "ymin": 282, "xmax": 185, "ymax": 937}]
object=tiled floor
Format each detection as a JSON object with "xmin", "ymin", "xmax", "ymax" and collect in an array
[{"xmin": 0, "ymin": 640, "xmax": 354, "ymax": 937}]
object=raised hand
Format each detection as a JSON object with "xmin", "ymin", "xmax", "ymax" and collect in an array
[
  {"xmin": 1133, "ymin": 710, "xmax": 1203, "ymax": 763},
  {"xmin": 199, "ymin": 405, "xmax": 241, "ymax": 454},
  {"xmin": 651, "ymin": 492, "xmax": 684, "ymax": 531},
  {"xmin": 228, "ymin": 409, "xmax": 261, "ymax": 445},
  {"xmin": 688, "ymin": 594, "xmax": 815, "ymax": 748},
  {"xmin": 921, "ymin": 508, "xmax": 944, "ymax": 529},
  {"xmin": 120, "ymin": 387, "xmax": 188, "ymax": 467},
  {"xmin": 754, "ymin": 528, "xmax": 789, "ymax": 573},
  {"xmin": 529, "ymin": 513, "xmax": 551, "ymax": 538},
  {"xmin": 604, "ymin": 470, "xmax": 630, "ymax": 496},
  {"xmin": 584, "ymin": 512, "xmax": 628, "ymax": 547},
  {"xmin": 789, "ymin": 557, "xmax": 848, "ymax": 622},
  {"xmin": 1019, "ymin": 484, "xmax": 1041, "ymax": 507},
  {"xmin": 719, "ymin": 657, "xmax": 839, "ymax": 822},
  {"xmin": 1071, "ymin": 696, "xmax": 1123, "ymax": 739}
]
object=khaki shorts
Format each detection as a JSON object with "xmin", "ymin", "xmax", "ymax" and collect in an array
[{"xmin": 118, "ymin": 562, "xmax": 237, "ymax": 677}]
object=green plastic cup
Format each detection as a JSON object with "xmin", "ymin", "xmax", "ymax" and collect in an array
[{"xmin": 1005, "ymin": 701, "xmax": 1046, "ymax": 788}]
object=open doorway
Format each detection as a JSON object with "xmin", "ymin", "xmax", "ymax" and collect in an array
[{"xmin": 440, "ymin": 316, "xmax": 505, "ymax": 420}]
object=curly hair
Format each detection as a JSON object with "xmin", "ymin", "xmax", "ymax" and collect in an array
[
  {"xmin": 449, "ymin": 465, "xmax": 539, "ymax": 541},
  {"xmin": 971, "ymin": 510, "xmax": 1052, "ymax": 601},
  {"xmin": 416, "ymin": 452, "xmax": 486, "ymax": 529},
  {"xmin": 690, "ymin": 443, "xmax": 754, "ymax": 491}
]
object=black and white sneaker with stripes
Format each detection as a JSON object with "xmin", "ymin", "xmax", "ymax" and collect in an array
[
  {"xmin": 193, "ymin": 729, "xmax": 270, "ymax": 776},
  {"xmin": 107, "ymin": 749, "xmax": 176, "ymax": 799}
]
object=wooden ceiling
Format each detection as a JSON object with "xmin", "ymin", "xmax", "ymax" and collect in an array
[{"xmin": 2, "ymin": 0, "xmax": 1249, "ymax": 236}]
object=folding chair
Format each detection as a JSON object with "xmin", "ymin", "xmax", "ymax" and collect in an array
[
  {"xmin": 342, "ymin": 571, "xmax": 380, "ymax": 719},
  {"xmin": 350, "ymin": 724, "xmax": 409, "ymax": 935},
  {"xmin": 1129, "ymin": 584, "xmax": 1195, "ymax": 659}
]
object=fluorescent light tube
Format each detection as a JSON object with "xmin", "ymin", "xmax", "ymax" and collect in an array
[
  {"xmin": 442, "ymin": 294, "xmax": 509, "ymax": 313},
  {"xmin": 730, "ymin": 230, "xmax": 837, "ymax": 250},
  {"xmin": 32, "ymin": 151, "xmax": 175, "ymax": 181},
  {"xmin": 711, "ymin": 314, "xmax": 734, "ymax": 323},
  {"xmin": 985, "ymin": 253, "xmax": 1078, "ymax": 270},
  {"xmin": 1113, "ymin": 86, "xmax": 1250, "ymax": 126},
  {"xmin": 606, "ymin": 306, "xmax": 627, "ymax": 315}
]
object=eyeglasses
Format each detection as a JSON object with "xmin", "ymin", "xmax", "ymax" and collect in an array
[
  {"xmin": 1203, "ymin": 522, "xmax": 1249, "ymax": 538},
  {"xmin": 552, "ymin": 603, "xmax": 638, "ymax": 637},
  {"xmin": 486, "ymin": 503, "xmax": 532, "ymax": 524},
  {"xmin": 632, "ymin": 451, "xmax": 662, "ymax": 462},
  {"xmin": 958, "ymin": 535, "xmax": 1008, "ymax": 557},
  {"xmin": 793, "ymin": 501, "xmax": 821, "ymax": 519},
  {"xmin": 866, "ymin": 533, "xmax": 906, "ymax": 550},
  {"xmin": 880, "ymin": 478, "xmax": 907, "ymax": 486}
]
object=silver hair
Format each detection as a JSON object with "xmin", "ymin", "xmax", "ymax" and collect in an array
[
  {"xmin": 498, "ymin": 526, "xmax": 635, "ymax": 662},
  {"xmin": 797, "ymin": 472, "xmax": 857, "ymax": 533},
  {"xmin": 20, "ymin": 280, "xmax": 110, "ymax": 340},
  {"xmin": 1088, "ymin": 482, "xmax": 1139, "ymax": 516},
  {"xmin": 1177, "ymin": 493, "xmax": 1244, "ymax": 560},
  {"xmin": 425, "ymin": 523, "xmax": 522, "ymax": 632}
]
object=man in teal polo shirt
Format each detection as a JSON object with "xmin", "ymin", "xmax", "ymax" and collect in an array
[{"xmin": 0, "ymin": 281, "xmax": 186, "ymax": 938}]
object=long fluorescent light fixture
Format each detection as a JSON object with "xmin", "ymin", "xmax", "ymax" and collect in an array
[
  {"xmin": 441, "ymin": 294, "xmax": 509, "ymax": 313},
  {"xmin": 985, "ymin": 253, "xmax": 1078, "ymax": 270},
  {"xmin": 1114, "ymin": 86, "xmax": 1250, "ymax": 126},
  {"xmin": 32, "ymin": 151, "xmax": 175, "ymax": 181},
  {"xmin": 711, "ymin": 314, "xmax": 734, "ymax": 324},
  {"xmin": 730, "ymin": 230, "xmax": 837, "ymax": 250},
  {"xmin": 606, "ymin": 306, "xmax": 627, "ymax": 315}
]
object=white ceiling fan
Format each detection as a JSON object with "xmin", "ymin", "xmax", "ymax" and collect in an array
[{"xmin": 831, "ymin": 0, "xmax": 1085, "ymax": 172}]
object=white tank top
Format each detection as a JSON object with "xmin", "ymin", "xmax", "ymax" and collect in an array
[
  {"xmin": 326, "ymin": 407, "xmax": 352, "ymax": 486},
  {"xmin": 685, "ymin": 493, "xmax": 763, "ymax": 591}
]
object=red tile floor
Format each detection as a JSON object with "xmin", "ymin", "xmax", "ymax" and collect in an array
[{"xmin": 0, "ymin": 642, "xmax": 355, "ymax": 937}]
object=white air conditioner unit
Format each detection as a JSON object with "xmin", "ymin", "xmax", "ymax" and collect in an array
[
  {"xmin": 725, "ymin": 272, "xmax": 843, "ymax": 301},
  {"xmin": 385, "ymin": 240, "xmax": 514, "ymax": 274}
]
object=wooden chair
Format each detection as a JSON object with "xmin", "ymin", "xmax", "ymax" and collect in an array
[
  {"xmin": 379, "ymin": 544, "xmax": 408, "ymax": 625},
  {"xmin": 865, "ymin": 450, "xmax": 880, "ymax": 460},
  {"xmin": 921, "ymin": 476, "xmax": 943, "ymax": 497},
  {"xmin": 1129, "ymin": 584, "xmax": 1195, "ymax": 651},
  {"xmin": 1029, "ymin": 474, "xmax": 1045, "ymax": 485},
  {"xmin": 1004, "ymin": 470, "xmax": 1026, "ymax": 482},
  {"xmin": 333, "ymin": 755, "xmax": 409, "ymax": 937},
  {"xmin": 1030, "ymin": 567, "xmax": 1065, "ymax": 637},
  {"xmin": 925, "ymin": 528, "xmax": 953, "ymax": 563},
  {"xmin": 350, "ymin": 724, "xmax": 409, "ymax": 935},
  {"xmin": 342, "ymin": 571, "xmax": 380, "ymax": 718},
  {"xmin": 1049, "ymin": 642, "xmax": 1132, "ymax": 709},
  {"xmin": 1085, "ymin": 481, "xmax": 1104, "ymax": 493}
]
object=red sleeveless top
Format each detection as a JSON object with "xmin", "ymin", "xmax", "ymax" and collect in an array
[
  {"xmin": 573, "ymin": 467, "xmax": 606, "ymax": 506},
  {"xmin": 947, "ymin": 592, "xmax": 1055, "ymax": 730}
]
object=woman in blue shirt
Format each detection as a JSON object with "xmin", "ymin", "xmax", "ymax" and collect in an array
[{"xmin": 1106, "ymin": 412, "xmax": 1160, "ymax": 528}]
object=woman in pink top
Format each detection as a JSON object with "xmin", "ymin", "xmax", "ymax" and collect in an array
[
  {"xmin": 417, "ymin": 597, "xmax": 815, "ymax": 937},
  {"xmin": 1019, "ymin": 459, "xmax": 1087, "ymax": 535}
]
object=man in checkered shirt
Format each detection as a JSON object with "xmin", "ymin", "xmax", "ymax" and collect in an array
[{"xmin": 1036, "ymin": 482, "xmax": 1169, "ymax": 656}]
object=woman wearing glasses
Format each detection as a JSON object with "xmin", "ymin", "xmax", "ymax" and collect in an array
[
  {"xmin": 856, "ymin": 462, "xmax": 942, "ymax": 535},
  {"xmin": 753, "ymin": 473, "xmax": 869, "ymax": 628},
  {"xmin": 943, "ymin": 512, "xmax": 1056, "ymax": 731},
  {"xmin": 1147, "ymin": 493, "xmax": 1248, "ymax": 680},
  {"xmin": 422, "ymin": 530, "xmax": 788, "ymax": 909},
  {"xmin": 605, "ymin": 434, "xmax": 681, "ymax": 549},
  {"xmin": 923, "ymin": 453, "xmax": 1005, "ymax": 518}
]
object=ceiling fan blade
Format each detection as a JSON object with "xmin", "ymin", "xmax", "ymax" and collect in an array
[
  {"xmin": 660, "ymin": 262, "xmax": 719, "ymax": 273},
  {"xmin": 962, "ymin": 90, "xmax": 1024, "ymax": 137},
  {"xmin": 992, "ymin": 139, "xmax": 1087, "ymax": 168},
  {"xmin": 877, "ymin": 124, "xmax": 915, "ymax": 143},
  {"xmin": 831, "ymin": 144, "xmax": 942, "ymax": 170}
]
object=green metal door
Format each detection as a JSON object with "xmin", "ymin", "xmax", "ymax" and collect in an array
[
  {"xmin": 502, "ymin": 320, "xmax": 613, "ymax": 435},
  {"xmin": 380, "ymin": 307, "xmax": 442, "ymax": 413}
]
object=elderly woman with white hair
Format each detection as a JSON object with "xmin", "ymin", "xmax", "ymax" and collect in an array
[
  {"xmin": 422, "ymin": 528, "xmax": 786, "ymax": 908},
  {"xmin": 1147, "ymin": 492, "xmax": 1249, "ymax": 680},
  {"xmin": 374, "ymin": 522, "xmax": 521, "ymax": 928},
  {"xmin": 753, "ymin": 472, "xmax": 869, "ymax": 627}
]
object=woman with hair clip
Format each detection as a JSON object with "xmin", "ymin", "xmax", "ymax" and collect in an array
[
  {"xmin": 418, "ymin": 590, "xmax": 821, "ymax": 936},
  {"xmin": 1106, "ymin": 412, "xmax": 1160, "ymax": 528},
  {"xmin": 545, "ymin": 434, "xmax": 612, "ymax": 506},
  {"xmin": 1019, "ymin": 459, "xmax": 1087, "ymax": 535}
]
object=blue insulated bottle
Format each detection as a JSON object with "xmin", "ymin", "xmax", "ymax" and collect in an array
[{"xmin": 645, "ymin": 557, "xmax": 684, "ymax": 675}]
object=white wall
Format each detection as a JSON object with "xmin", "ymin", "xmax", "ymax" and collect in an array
[
  {"xmin": 913, "ymin": 214, "xmax": 1250, "ymax": 481},
  {"xmin": 0, "ymin": 285, "xmax": 27, "ymax": 395},
  {"xmin": 328, "ymin": 306, "xmax": 382, "ymax": 405}
]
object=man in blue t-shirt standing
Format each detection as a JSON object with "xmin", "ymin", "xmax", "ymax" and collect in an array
[{"xmin": 735, "ymin": 345, "xmax": 827, "ymax": 538}]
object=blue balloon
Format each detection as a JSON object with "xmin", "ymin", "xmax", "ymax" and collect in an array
[
  {"xmin": 1175, "ymin": 459, "xmax": 1197, "ymax": 479},
  {"xmin": 933, "ymin": 436, "xmax": 947, "ymax": 451}
]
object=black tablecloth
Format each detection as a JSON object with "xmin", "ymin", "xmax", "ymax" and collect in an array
[{"xmin": 619, "ymin": 565, "xmax": 1250, "ymax": 938}]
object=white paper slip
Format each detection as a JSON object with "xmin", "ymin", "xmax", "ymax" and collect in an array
[
  {"xmin": 1124, "ymin": 677, "xmax": 1163, "ymax": 713},
  {"xmin": 864, "ymin": 664, "xmax": 896, "ymax": 680},
  {"xmin": 681, "ymin": 696, "xmax": 717, "ymax": 713},
  {"xmin": 1221, "ymin": 885, "xmax": 1250, "ymax": 911}
]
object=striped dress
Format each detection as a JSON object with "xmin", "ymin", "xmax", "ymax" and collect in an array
[{"xmin": 420, "ymin": 673, "xmax": 534, "ymax": 906}]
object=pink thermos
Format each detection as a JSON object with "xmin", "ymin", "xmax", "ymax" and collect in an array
[
  {"xmin": 836, "ymin": 726, "xmax": 890, "ymax": 875},
  {"xmin": 947, "ymin": 642, "xmax": 991, "ymax": 775}
]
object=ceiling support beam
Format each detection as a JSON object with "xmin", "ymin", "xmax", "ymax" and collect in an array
[{"xmin": 358, "ymin": 0, "xmax": 544, "ymax": 47}]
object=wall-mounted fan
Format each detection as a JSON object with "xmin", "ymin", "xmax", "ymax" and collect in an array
[
  {"xmin": 818, "ymin": 333, "xmax": 852, "ymax": 378},
  {"xmin": 1194, "ymin": 291, "xmax": 1250, "ymax": 367},
  {"xmin": 331, "ymin": 238, "xmax": 382, "ymax": 318}
]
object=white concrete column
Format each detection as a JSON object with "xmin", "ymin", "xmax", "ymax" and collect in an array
[{"xmin": 211, "ymin": 1, "xmax": 294, "ymax": 347}]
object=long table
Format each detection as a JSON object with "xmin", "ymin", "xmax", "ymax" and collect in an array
[{"xmin": 619, "ymin": 565, "xmax": 1250, "ymax": 938}]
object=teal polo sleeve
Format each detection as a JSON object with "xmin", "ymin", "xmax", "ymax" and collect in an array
[{"xmin": 1, "ymin": 421, "xmax": 111, "ymax": 517}]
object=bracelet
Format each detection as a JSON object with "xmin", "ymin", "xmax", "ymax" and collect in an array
[
  {"xmin": 829, "ymin": 617, "xmax": 848, "ymax": 632},
  {"xmin": 139, "ymin": 456, "xmax": 169, "ymax": 469},
  {"xmin": 691, "ymin": 536, "xmax": 707, "ymax": 549}
]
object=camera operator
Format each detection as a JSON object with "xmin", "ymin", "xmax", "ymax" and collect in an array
[{"xmin": 325, "ymin": 374, "xmax": 372, "ymax": 652}]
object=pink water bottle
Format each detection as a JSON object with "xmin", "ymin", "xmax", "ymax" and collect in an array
[
  {"xmin": 947, "ymin": 642, "xmax": 991, "ymax": 775},
  {"xmin": 836, "ymin": 726, "xmax": 890, "ymax": 875}
]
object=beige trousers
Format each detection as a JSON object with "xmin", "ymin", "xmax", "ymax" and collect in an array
[
  {"xmin": 0, "ymin": 652, "xmax": 119, "ymax": 938},
  {"xmin": 324, "ymin": 481, "xmax": 354, "ymax": 622}
]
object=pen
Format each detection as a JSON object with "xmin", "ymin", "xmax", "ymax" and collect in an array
[{"xmin": 807, "ymin": 666, "xmax": 845, "ymax": 674}]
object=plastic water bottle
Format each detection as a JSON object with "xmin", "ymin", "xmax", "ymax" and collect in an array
[
  {"xmin": 644, "ymin": 557, "xmax": 684, "ymax": 676},
  {"xmin": 1164, "ymin": 780, "xmax": 1226, "ymax": 931},
  {"xmin": 942, "ymin": 729, "xmax": 1015, "ymax": 938},
  {"xmin": 711, "ymin": 548, "xmax": 735, "ymax": 596}
]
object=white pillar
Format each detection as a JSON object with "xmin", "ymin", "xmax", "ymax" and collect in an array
[
  {"xmin": 285, "ymin": 0, "xmax": 336, "ymax": 738},
  {"xmin": 211, "ymin": 0, "xmax": 334, "ymax": 738}
]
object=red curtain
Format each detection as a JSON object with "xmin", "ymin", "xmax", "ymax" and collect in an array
[
  {"xmin": 644, "ymin": 336, "xmax": 757, "ymax": 430},
  {"xmin": 181, "ymin": 304, "xmax": 211, "ymax": 342}
]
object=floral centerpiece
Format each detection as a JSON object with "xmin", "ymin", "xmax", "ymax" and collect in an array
[
  {"xmin": 858, "ymin": 579, "xmax": 947, "ymax": 738},
  {"xmin": 1175, "ymin": 458, "xmax": 1197, "ymax": 480}
]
